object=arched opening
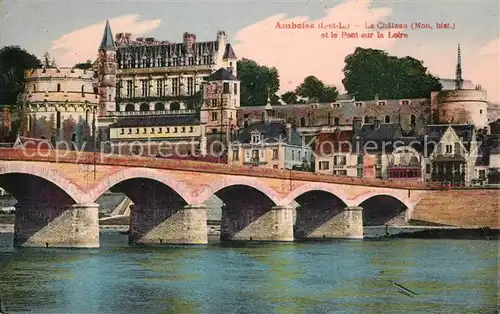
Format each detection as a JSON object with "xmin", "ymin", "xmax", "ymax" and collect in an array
[
  {"xmin": 57, "ymin": 83, "xmax": 61, "ymax": 92},
  {"xmin": 211, "ymin": 184, "xmax": 279, "ymax": 241},
  {"xmin": 0, "ymin": 172, "xmax": 77, "ymax": 247},
  {"xmin": 81, "ymin": 85, "xmax": 85, "ymax": 97},
  {"xmin": 139, "ymin": 103, "xmax": 149, "ymax": 111},
  {"xmin": 56, "ymin": 111, "xmax": 61, "ymax": 129},
  {"xmin": 359, "ymin": 195, "xmax": 407, "ymax": 226},
  {"xmin": 410, "ymin": 114, "xmax": 416, "ymax": 126},
  {"xmin": 125, "ymin": 104, "xmax": 135, "ymax": 112},
  {"xmin": 96, "ymin": 177, "xmax": 190, "ymax": 244},
  {"xmin": 85, "ymin": 109, "xmax": 91, "ymax": 124},
  {"xmin": 154, "ymin": 102, "xmax": 165, "ymax": 111},
  {"xmin": 293, "ymin": 190, "xmax": 347, "ymax": 239},
  {"xmin": 169, "ymin": 102, "xmax": 180, "ymax": 111}
]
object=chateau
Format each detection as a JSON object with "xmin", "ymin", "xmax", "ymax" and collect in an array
[{"xmin": 17, "ymin": 22, "xmax": 499, "ymax": 185}]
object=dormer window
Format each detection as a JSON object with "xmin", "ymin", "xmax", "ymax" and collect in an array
[
  {"xmin": 330, "ymin": 103, "xmax": 340, "ymax": 108},
  {"xmin": 400, "ymin": 100, "xmax": 411, "ymax": 105},
  {"xmin": 310, "ymin": 104, "xmax": 318, "ymax": 109},
  {"xmin": 377, "ymin": 101, "xmax": 386, "ymax": 106},
  {"xmin": 251, "ymin": 130, "xmax": 261, "ymax": 144},
  {"xmin": 355, "ymin": 102, "xmax": 363, "ymax": 107}
]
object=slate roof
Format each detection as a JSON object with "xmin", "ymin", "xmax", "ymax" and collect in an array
[
  {"xmin": 204, "ymin": 68, "xmax": 238, "ymax": 81},
  {"xmin": 100, "ymin": 20, "xmax": 116, "ymax": 51},
  {"xmin": 235, "ymin": 121, "xmax": 302, "ymax": 146},
  {"xmin": 223, "ymin": 43, "xmax": 237, "ymax": 59},
  {"xmin": 110, "ymin": 115, "xmax": 199, "ymax": 127}
]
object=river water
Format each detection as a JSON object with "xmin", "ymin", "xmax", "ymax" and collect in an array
[{"xmin": 0, "ymin": 231, "xmax": 497, "ymax": 313}]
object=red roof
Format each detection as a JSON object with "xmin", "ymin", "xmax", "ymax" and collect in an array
[{"xmin": 315, "ymin": 131, "xmax": 353, "ymax": 156}]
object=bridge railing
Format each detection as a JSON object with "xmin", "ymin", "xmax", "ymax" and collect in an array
[{"xmin": 0, "ymin": 147, "xmax": 448, "ymax": 190}]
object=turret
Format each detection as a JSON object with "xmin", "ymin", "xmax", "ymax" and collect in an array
[{"xmin": 97, "ymin": 20, "xmax": 117, "ymax": 116}]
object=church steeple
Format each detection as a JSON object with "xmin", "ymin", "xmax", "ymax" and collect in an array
[
  {"xmin": 455, "ymin": 44, "xmax": 463, "ymax": 90},
  {"xmin": 99, "ymin": 20, "xmax": 116, "ymax": 51}
]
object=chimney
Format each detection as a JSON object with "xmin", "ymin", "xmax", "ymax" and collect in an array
[
  {"xmin": 375, "ymin": 94, "xmax": 379, "ymax": 101},
  {"xmin": 183, "ymin": 32, "xmax": 196, "ymax": 53},
  {"xmin": 353, "ymin": 117, "xmax": 362, "ymax": 132},
  {"xmin": 286, "ymin": 123, "xmax": 292, "ymax": 143},
  {"xmin": 374, "ymin": 119, "xmax": 380, "ymax": 130}
]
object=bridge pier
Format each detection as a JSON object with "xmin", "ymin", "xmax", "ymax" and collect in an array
[
  {"xmin": 221, "ymin": 205, "xmax": 294, "ymax": 242},
  {"xmin": 295, "ymin": 205, "xmax": 363, "ymax": 239},
  {"xmin": 14, "ymin": 202, "xmax": 99, "ymax": 248},
  {"xmin": 129, "ymin": 204, "xmax": 208, "ymax": 245}
]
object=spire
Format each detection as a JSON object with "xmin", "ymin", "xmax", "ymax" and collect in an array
[
  {"xmin": 455, "ymin": 44, "xmax": 463, "ymax": 90},
  {"xmin": 99, "ymin": 20, "xmax": 116, "ymax": 51}
]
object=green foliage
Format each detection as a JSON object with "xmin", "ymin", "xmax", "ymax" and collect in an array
[
  {"xmin": 342, "ymin": 47, "xmax": 442, "ymax": 101},
  {"xmin": 295, "ymin": 75, "xmax": 339, "ymax": 103},
  {"xmin": 237, "ymin": 58, "xmax": 280, "ymax": 106},
  {"xmin": 0, "ymin": 46, "xmax": 42, "ymax": 108},
  {"xmin": 281, "ymin": 91, "xmax": 297, "ymax": 104},
  {"xmin": 73, "ymin": 60, "xmax": 93, "ymax": 70}
]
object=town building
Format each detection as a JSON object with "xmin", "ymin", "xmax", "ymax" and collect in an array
[{"xmin": 227, "ymin": 120, "xmax": 312, "ymax": 170}]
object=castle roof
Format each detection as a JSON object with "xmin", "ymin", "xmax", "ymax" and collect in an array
[
  {"xmin": 204, "ymin": 68, "xmax": 238, "ymax": 81},
  {"xmin": 100, "ymin": 20, "xmax": 116, "ymax": 51},
  {"xmin": 223, "ymin": 43, "xmax": 237, "ymax": 59},
  {"xmin": 315, "ymin": 131, "xmax": 353, "ymax": 155},
  {"xmin": 235, "ymin": 121, "xmax": 302, "ymax": 146}
]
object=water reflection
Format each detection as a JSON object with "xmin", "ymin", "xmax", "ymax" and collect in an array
[{"xmin": 0, "ymin": 232, "xmax": 497, "ymax": 313}]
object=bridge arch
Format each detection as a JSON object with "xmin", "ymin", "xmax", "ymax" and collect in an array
[
  {"xmin": 355, "ymin": 192, "xmax": 410, "ymax": 226},
  {"xmin": 88, "ymin": 167, "xmax": 193, "ymax": 204},
  {"xmin": 282, "ymin": 183, "xmax": 351, "ymax": 207},
  {"xmin": 194, "ymin": 176, "xmax": 281, "ymax": 206},
  {"xmin": 0, "ymin": 162, "xmax": 83, "ymax": 203}
]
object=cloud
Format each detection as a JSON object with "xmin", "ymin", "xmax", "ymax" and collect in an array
[
  {"xmin": 232, "ymin": 0, "xmax": 394, "ymax": 94},
  {"xmin": 51, "ymin": 15, "xmax": 161, "ymax": 66}
]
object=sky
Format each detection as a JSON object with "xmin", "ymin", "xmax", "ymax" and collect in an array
[{"xmin": 1, "ymin": 0, "xmax": 499, "ymax": 102}]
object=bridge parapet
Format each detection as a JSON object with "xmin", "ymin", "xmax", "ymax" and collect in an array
[{"xmin": 0, "ymin": 148, "xmax": 440, "ymax": 190}]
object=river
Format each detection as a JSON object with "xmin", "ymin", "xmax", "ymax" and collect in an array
[{"xmin": 0, "ymin": 231, "xmax": 497, "ymax": 313}]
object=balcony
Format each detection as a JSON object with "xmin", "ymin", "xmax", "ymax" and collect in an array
[{"xmin": 109, "ymin": 109, "xmax": 197, "ymax": 117}]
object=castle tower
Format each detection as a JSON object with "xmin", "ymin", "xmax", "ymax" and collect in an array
[
  {"xmin": 455, "ymin": 44, "xmax": 463, "ymax": 90},
  {"xmin": 97, "ymin": 20, "xmax": 117, "ymax": 117},
  {"xmin": 200, "ymin": 68, "xmax": 240, "ymax": 151}
]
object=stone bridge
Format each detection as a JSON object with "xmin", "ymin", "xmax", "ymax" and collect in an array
[{"xmin": 0, "ymin": 149, "xmax": 497, "ymax": 248}]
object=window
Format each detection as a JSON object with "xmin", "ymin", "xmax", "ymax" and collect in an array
[
  {"xmin": 426, "ymin": 164, "xmax": 431, "ymax": 174},
  {"xmin": 127, "ymin": 81, "xmax": 133, "ymax": 97},
  {"xmin": 56, "ymin": 111, "xmax": 61, "ymax": 129},
  {"xmin": 292, "ymin": 151, "xmax": 295, "ymax": 160},
  {"xmin": 189, "ymin": 126, "xmax": 193, "ymax": 132},
  {"xmin": 81, "ymin": 85, "xmax": 85, "ymax": 97},
  {"xmin": 57, "ymin": 83, "xmax": 61, "ymax": 92},
  {"xmin": 211, "ymin": 99, "xmax": 217, "ymax": 107},
  {"xmin": 319, "ymin": 161, "xmax": 329, "ymax": 170},
  {"xmin": 143, "ymin": 128, "xmax": 147, "ymax": 134},
  {"xmin": 401, "ymin": 100, "xmax": 410, "ymax": 105},
  {"xmin": 187, "ymin": 77, "xmax": 194, "ymax": 95},
  {"xmin": 166, "ymin": 128, "xmax": 170, "ymax": 133},
  {"xmin": 233, "ymin": 148, "xmax": 239, "ymax": 161},
  {"xmin": 135, "ymin": 128, "xmax": 139, "ymax": 134},
  {"xmin": 158, "ymin": 128, "xmax": 162, "ymax": 133},
  {"xmin": 385, "ymin": 115, "xmax": 390, "ymax": 123},
  {"xmin": 120, "ymin": 128, "xmax": 124, "ymax": 135},
  {"xmin": 128, "ymin": 129, "xmax": 132, "ymax": 134},
  {"xmin": 234, "ymin": 83, "xmax": 237, "ymax": 95},
  {"xmin": 173, "ymin": 127, "xmax": 178, "ymax": 133},
  {"xmin": 157, "ymin": 79, "xmax": 164, "ymax": 97},
  {"xmin": 251, "ymin": 133, "xmax": 260, "ymax": 143},
  {"xmin": 334, "ymin": 117, "xmax": 339, "ymax": 125},
  {"xmin": 212, "ymin": 128, "xmax": 217, "ymax": 134},
  {"xmin": 272, "ymin": 149, "xmax": 278, "ymax": 160},
  {"xmin": 33, "ymin": 84, "xmax": 36, "ymax": 92},
  {"xmin": 410, "ymin": 114, "xmax": 416, "ymax": 126},
  {"xmin": 252, "ymin": 149, "xmax": 259, "ymax": 162},
  {"xmin": 141, "ymin": 80, "xmax": 148, "ymax": 97},
  {"xmin": 479, "ymin": 169, "xmax": 485, "ymax": 180},
  {"xmin": 334, "ymin": 155, "xmax": 346, "ymax": 165},
  {"xmin": 181, "ymin": 127, "xmax": 185, "ymax": 133},
  {"xmin": 445, "ymin": 144, "xmax": 453, "ymax": 154},
  {"xmin": 364, "ymin": 116, "xmax": 370, "ymax": 123},
  {"xmin": 211, "ymin": 112, "xmax": 218, "ymax": 121},
  {"xmin": 300, "ymin": 117, "xmax": 306, "ymax": 127},
  {"xmin": 140, "ymin": 103, "xmax": 149, "ymax": 111},
  {"xmin": 480, "ymin": 109, "xmax": 483, "ymax": 115},
  {"xmin": 223, "ymin": 82, "xmax": 229, "ymax": 94},
  {"xmin": 172, "ymin": 78, "xmax": 179, "ymax": 96}
]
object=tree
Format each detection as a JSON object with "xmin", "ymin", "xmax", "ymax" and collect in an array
[
  {"xmin": 237, "ymin": 58, "xmax": 280, "ymax": 106},
  {"xmin": 281, "ymin": 91, "xmax": 298, "ymax": 104},
  {"xmin": 295, "ymin": 75, "xmax": 339, "ymax": 103},
  {"xmin": 74, "ymin": 60, "xmax": 93, "ymax": 70},
  {"xmin": 342, "ymin": 47, "xmax": 442, "ymax": 101},
  {"xmin": 0, "ymin": 46, "xmax": 42, "ymax": 108}
]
